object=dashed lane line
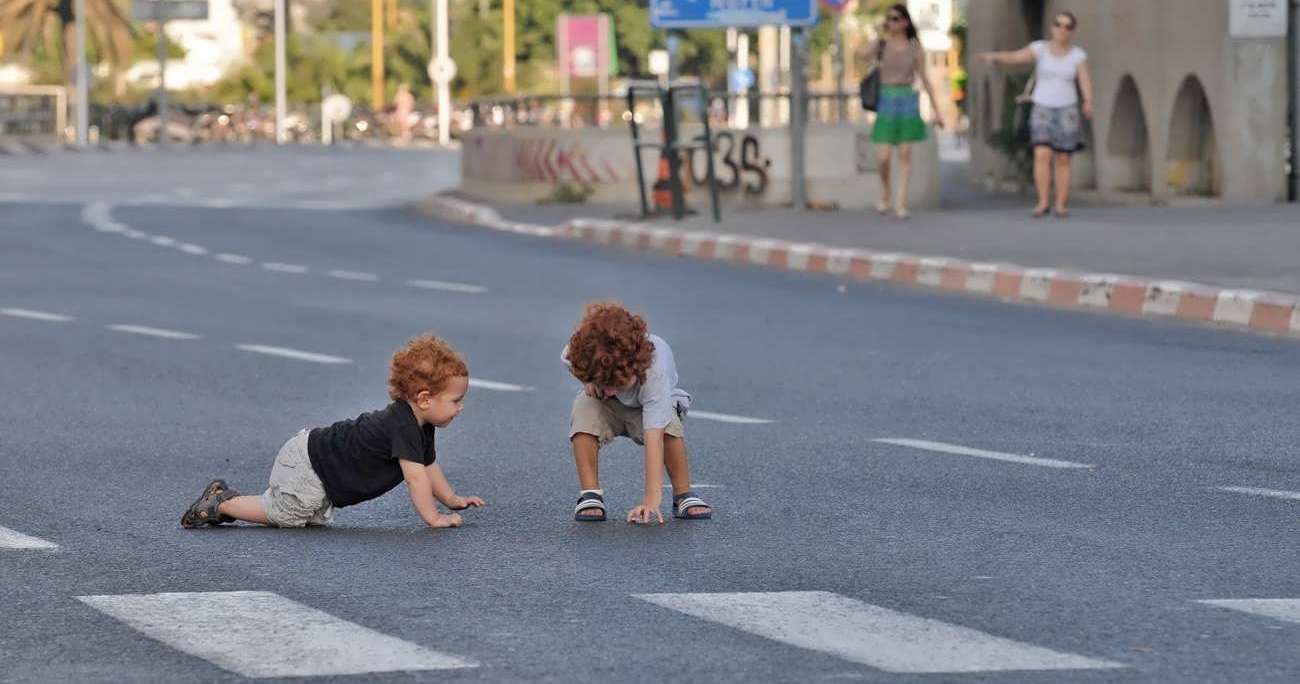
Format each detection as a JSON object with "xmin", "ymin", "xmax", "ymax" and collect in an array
[
  {"xmin": 872, "ymin": 438, "xmax": 1095, "ymax": 469},
  {"xmin": 107, "ymin": 324, "xmax": 201, "ymax": 340},
  {"xmin": 1, "ymin": 308, "xmax": 74, "ymax": 323},
  {"xmin": 234, "ymin": 344, "xmax": 351, "ymax": 364}
]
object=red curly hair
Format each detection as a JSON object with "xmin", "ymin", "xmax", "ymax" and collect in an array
[
  {"xmin": 566, "ymin": 301, "xmax": 655, "ymax": 388},
  {"xmin": 388, "ymin": 333, "xmax": 468, "ymax": 401}
]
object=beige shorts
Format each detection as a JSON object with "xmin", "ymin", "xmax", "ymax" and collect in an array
[
  {"xmin": 260, "ymin": 430, "xmax": 335, "ymax": 528},
  {"xmin": 569, "ymin": 393, "xmax": 684, "ymax": 446}
]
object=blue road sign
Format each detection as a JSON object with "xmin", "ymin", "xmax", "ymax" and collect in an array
[
  {"xmin": 650, "ymin": 0, "xmax": 818, "ymax": 29},
  {"xmin": 729, "ymin": 67, "xmax": 755, "ymax": 91}
]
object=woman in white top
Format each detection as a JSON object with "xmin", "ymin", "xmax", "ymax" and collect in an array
[{"xmin": 979, "ymin": 11, "xmax": 1094, "ymax": 217}]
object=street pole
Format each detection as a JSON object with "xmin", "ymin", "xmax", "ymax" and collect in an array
[
  {"xmin": 1290, "ymin": 0, "xmax": 1299, "ymax": 201},
  {"xmin": 790, "ymin": 26, "xmax": 807, "ymax": 211},
  {"xmin": 74, "ymin": 0, "xmax": 88, "ymax": 145},
  {"xmin": 155, "ymin": 12, "xmax": 168, "ymax": 146},
  {"xmin": 503, "ymin": 0, "xmax": 516, "ymax": 94},
  {"xmin": 435, "ymin": 0, "xmax": 451, "ymax": 145},
  {"xmin": 371, "ymin": 0, "xmax": 384, "ymax": 110},
  {"xmin": 274, "ymin": 0, "xmax": 287, "ymax": 144}
]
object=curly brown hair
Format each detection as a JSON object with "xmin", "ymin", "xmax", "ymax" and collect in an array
[
  {"xmin": 388, "ymin": 333, "xmax": 468, "ymax": 401},
  {"xmin": 566, "ymin": 301, "xmax": 655, "ymax": 388}
]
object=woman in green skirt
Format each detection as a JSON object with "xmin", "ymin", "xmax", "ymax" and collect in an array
[{"xmin": 863, "ymin": 4, "xmax": 943, "ymax": 219}]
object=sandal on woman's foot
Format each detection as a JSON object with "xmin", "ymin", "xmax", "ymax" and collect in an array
[
  {"xmin": 672, "ymin": 491, "xmax": 712, "ymax": 520},
  {"xmin": 873, "ymin": 201, "xmax": 889, "ymax": 214},
  {"xmin": 573, "ymin": 491, "xmax": 607, "ymax": 522},
  {"xmin": 1031, "ymin": 206, "xmax": 1051, "ymax": 218},
  {"xmin": 180, "ymin": 479, "xmax": 239, "ymax": 529},
  {"xmin": 895, "ymin": 208, "xmax": 911, "ymax": 221},
  {"xmin": 1055, "ymin": 208, "xmax": 1071, "ymax": 218}
]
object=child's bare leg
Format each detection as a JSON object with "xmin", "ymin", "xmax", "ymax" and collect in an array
[
  {"xmin": 664, "ymin": 435, "xmax": 710, "ymax": 516},
  {"xmin": 572, "ymin": 434, "xmax": 601, "ymax": 490},
  {"xmin": 218, "ymin": 495, "xmax": 272, "ymax": 525}
]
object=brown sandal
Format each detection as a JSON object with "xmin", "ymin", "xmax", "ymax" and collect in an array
[{"xmin": 180, "ymin": 479, "xmax": 239, "ymax": 529}]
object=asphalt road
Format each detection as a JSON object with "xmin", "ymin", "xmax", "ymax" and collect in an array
[{"xmin": 1, "ymin": 147, "xmax": 1297, "ymax": 683}]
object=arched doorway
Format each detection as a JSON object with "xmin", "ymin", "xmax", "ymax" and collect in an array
[
  {"xmin": 1104, "ymin": 75, "xmax": 1151, "ymax": 191},
  {"xmin": 1165, "ymin": 76, "xmax": 1218, "ymax": 196}
]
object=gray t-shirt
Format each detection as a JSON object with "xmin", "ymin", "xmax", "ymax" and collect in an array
[{"xmin": 561, "ymin": 333, "xmax": 692, "ymax": 430}]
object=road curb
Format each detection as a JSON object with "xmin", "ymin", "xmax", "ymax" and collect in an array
[{"xmin": 412, "ymin": 194, "xmax": 1300, "ymax": 338}]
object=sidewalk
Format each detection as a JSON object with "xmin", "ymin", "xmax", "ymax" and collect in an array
[{"xmin": 414, "ymin": 155, "xmax": 1300, "ymax": 338}]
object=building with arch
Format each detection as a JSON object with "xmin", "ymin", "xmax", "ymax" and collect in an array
[{"xmin": 965, "ymin": 0, "xmax": 1290, "ymax": 203}]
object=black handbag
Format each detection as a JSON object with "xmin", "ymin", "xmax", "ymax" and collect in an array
[
  {"xmin": 1011, "ymin": 74, "xmax": 1036, "ymax": 143},
  {"xmin": 858, "ymin": 41, "xmax": 885, "ymax": 112}
]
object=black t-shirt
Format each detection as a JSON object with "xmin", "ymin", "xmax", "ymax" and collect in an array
[{"xmin": 307, "ymin": 401, "xmax": 436, "ymax": 507}]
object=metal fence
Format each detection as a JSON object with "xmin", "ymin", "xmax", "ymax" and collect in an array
[{"xmin": 463, "ymin": 90, "xmax": 870, "ymax": 131}]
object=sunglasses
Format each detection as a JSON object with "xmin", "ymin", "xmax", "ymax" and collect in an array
[
  {"xmin": 886, "ymin": 14, "xmax": 904, "ymax": 22},
  {"xmin": 1054, "ymin": 21, "xmax": 1075, "ymax": 30}
]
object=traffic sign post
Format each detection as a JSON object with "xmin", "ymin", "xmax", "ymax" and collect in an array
[
  {"xmin": 133, "ymin": 1, "xmax": 209, "ymax": 146},
  {"xmin": 649, "ymin": 0, "xmax": 817, "ymax": 210}
]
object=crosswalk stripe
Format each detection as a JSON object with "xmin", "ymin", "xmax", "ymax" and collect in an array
[
  {"xmin": 0, "ymin": 525, "xmax": 58, "ymax": 550},
  {"xmin": 328, "ymin": 269, "xmax": 380, "ymax": 282},
  {"xmin": 872, "ymin": 438, "xmax": 1094, "ymax": 469},
  {"xmin": 1198, "ymin": 599, "xmax": 1300, "ymax": 624},
  {"xmin": 690, "ymin": 410, "xmax": 773, "ymax": 425},
  {"xmin": 1213, "ymin": 486, "xmax": 1300, "ymax": 501},
  {"xmin": 234, "ymin": 344, "xmax": 352, "ymax": 364},
  {"xmin": 1, "ymin": 308, "xmax": 74, "ymax": 323},
  {"xmin": 634, "ymin": 591, "xmax": 1123, "ymax": 673},
  {"xmin": 77, "ymin": 591, "xmax": 477, "ymax": 678}
]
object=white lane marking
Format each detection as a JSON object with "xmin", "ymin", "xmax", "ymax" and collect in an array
[
  {"xmin": 1213, "ymin": 486, "xmax": 1300, "ymax": 501},
  {"xmin": 178, "ymin": 244, "xmax": 208, "ymax": 256},
  {"xmin": 662, "ymin": 484, "xmax": 722, "ymax": 489},
  {"xmin": 234, "ymin": 344, "xmax": 351, "ymax": 364},
  {"xmin": 328, "ymin": 269, "xmax": 380, "ymax": 282},
  {"xmin": 122, "ymin": 229, "xmax": 149, "ymax": 240},
  {"xmin": 262, "ymin": 262, "xmax": 309, "ymax": 274},
  {"xmin": 149, "ymin": 235, "xmax": 177, "ymax": 247},
  {"xmin": 107, "ymin": 324, "xmax": 201, "ymax": 340},
  {"xmin": 406, "ymin": 279, "xmax": 488, "ymax": 294},
  {"xmin": 690, "ymin": 410, "xmax": 773, "ymax": 425},
  {"xmin": 0, "ymin": 525, "xmax": 59, "ymax": 550},
  {"xmin": 198, "ymin": 197, "xmax": 237, "ymax": 208},
  {"xmin": 214, "ymin": 253, "xmax": 254, "ymax": 265},
  {"xmin": 1, "ymin": 308, "xmax": 74, "ymax": 323},
  {"xmin": 468, "ymin": 378, "xmax": 533, "ymax": 392},
  {"xmin": 1199, "ymin": 599, "xmax": 1300, "ymax": 624},
  {"xmin": 635, "ymin": 591, "xmax": 1123, "ymax": 674},
  {"xmin": 872, "ymin": 438, "xmax": 1094, "ymax": 469},
  {"xmin": 77, "ymin": 591, "xmax": 478, "ymax": 678}
]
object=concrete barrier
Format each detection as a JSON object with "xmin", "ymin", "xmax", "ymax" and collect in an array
[{"xmin": 459, "ymin": 123, "xmax": 941, "ymax": 211}]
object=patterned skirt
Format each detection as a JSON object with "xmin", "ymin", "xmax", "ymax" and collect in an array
[
  {"xmin": 871, "ymin": 85, "xmax": 928, "ymax": 144},
  {"xmin": 1029, "ymin": 103, "xmax": 1086, "ymax": 153}
]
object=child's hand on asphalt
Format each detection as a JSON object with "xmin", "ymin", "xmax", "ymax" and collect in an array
[
  {"xmin": 626, "ymin": 499, "xmax": 664, "ymax": 524},
  {"xmin": 447, "ymin": 495, "xmax": 485, "ymax": 510},
  {"xmin": 430, "ymin": 513, "xmax": 463, "ymax": 528}
]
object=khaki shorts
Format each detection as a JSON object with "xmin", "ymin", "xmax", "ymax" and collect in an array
[
  {"xmin": 569, "ymin": 393, "xmax": 684, "ymax": 446},
  {"xmin": 260, "ymin": 430, "xmax": 335, "ymax": 528}
]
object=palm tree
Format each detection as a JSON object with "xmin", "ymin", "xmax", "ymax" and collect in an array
[{"xmin": 0, "ymin": 0, "xmax": 135, "ymax": 76}]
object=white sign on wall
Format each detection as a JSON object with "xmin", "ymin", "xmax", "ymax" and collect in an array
[
  {"xmin": 909, "ymin": 0, "xmax": 952, "ymax": 52},
  {"xmin": 1228, "ymin": 0, "xmax": 1286, "ymax": 37}
]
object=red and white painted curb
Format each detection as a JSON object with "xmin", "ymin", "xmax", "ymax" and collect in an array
[{"xmin": 415, "ymin": 195, "xmax": 1300, "ymax": 337}]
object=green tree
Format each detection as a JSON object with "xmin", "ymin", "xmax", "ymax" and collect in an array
[{"xmin": 0, "ymin": 0, "xmax": 135, "ymax": 78}]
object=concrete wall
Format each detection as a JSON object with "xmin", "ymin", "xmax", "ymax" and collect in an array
[
  {"xmin": 459, "ymin": 124, "xmax": 942, "ymax": 211},
  {"xmin": 966, "ymin": 0, "xmax": 1289, "ymax": 203}
]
